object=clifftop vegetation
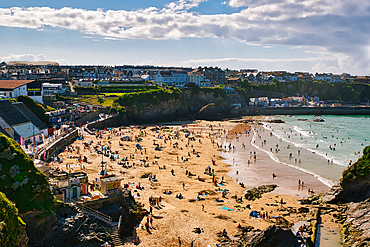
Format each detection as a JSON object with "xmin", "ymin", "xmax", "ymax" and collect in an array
[
  {"xmin": 114, "ymin": 87, "xmax": 182, "ymax": 107},
  {"xmin": 0, "ymin": 133, "xmax": 53, "ymax": 213},
  {"xmin": 342, "ymin": 145, "xmax": 370, "ymax": 181},
  {"xmin": 16, "ymin": 95, "xmax": 50, "ymax": 125},
  {"xmin": 252, "ymin": 81, "xmax": 369, "ymax": 102}
]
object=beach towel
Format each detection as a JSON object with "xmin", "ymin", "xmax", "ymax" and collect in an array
[{"xmin": 221, "ymin": 207, "xmax": 233, "ymax": 211}]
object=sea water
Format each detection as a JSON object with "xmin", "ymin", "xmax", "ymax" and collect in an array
[{"xmin": 260, "ymin": 115, "xmax": 370, "ymax": 184}]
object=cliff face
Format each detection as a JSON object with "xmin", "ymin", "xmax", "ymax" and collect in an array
[
  {"xmin": 124, "ymin": 90, "xmax": 230, "ymax": 123},
  {"xmin": 324, "ymin": 146, "xmax": 370, "ymax": 203},
  {"xmin": 323, "ymin": 146, "xmax": 370, "ymax": 246}
]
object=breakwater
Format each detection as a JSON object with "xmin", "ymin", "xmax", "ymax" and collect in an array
[{"xmin": 245, "ymin": 106, "xmax": 370, "ymax": 116}]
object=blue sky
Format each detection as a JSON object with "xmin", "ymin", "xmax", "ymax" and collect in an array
[{"xmin": 0, "ymin": 0, "xmax": 369, "ymax": 75}]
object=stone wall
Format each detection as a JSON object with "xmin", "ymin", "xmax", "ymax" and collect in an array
[
  {"xmin": 41, "ymin": 129, "xmax": 79, "ymax": 161},
  {"xmin": 75, "ymin": 111, "xmax": 99, "ymax": 125},
  {"xmin": 86, "ymin": 114, "xmax": 129, "ymax": 130}
]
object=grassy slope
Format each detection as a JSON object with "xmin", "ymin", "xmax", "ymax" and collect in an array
[
  {"xmin": 0, "ymin": 191, "xmax": 26, "ymax": 246},
  {"xmin": 0, "ymin": 133, "xmax": 53, "ymax": 213},
  {"xmin": 342, "ymin": 145, "xmax": 370, "ymax": 181}
]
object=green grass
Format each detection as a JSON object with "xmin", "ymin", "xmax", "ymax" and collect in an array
[
  {"xmin": 0, "ymin": 192, "xmax": 26, "ymax": 246},
  {"xmin": 0, "ymin": 133, "xmax": 53, "ymax": 213},
  {"xmin": 342, "ymin": 146, "xmax": 370, "ymax": 181}
]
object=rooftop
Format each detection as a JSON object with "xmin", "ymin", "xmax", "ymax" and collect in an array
[
  {"xmin": 13, "ymin": 102, "xmax": 48, "ymax": 130},
  {"xmin": 0, "ymin": 80, "xmax": 34, "ymax": 89}
]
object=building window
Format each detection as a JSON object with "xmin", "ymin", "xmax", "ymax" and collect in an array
[
  {"xmin": 28, "ymin": 92, "xmax": 35, "ymax": 96},
  {"xmin": 35, "ymin": 92, "xmax": 41, "ymax": 96}
]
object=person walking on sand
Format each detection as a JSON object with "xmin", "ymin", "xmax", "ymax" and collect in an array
[
  {"xmin": 178, "ymin": 237, "xmax": 182, "ymax": 246},
  {"xmin": 272, "ymin": 173, "xmax": 276, "ymax": 179},
  {"xmin": 190, "ymin": 240, "xmax": 194, "ymax": 247},
  {"xmin": 182, "ymin": 182, "xmax": 185, "ymax": 190},
  {"xmin": 202, "ymin": 204, "xmax": 204, "ymax": 211}
]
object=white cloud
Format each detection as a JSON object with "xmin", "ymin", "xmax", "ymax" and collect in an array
[
  {"xmin": 0, "ymin": 53, "xmax": 46, "ymax": 62},
  {"xmin": 0, "ymin": 0, "xmax": 369, "ymax": 73}
]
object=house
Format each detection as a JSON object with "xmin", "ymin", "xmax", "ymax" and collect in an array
[
  {"xmin": 331, "ymin": 74, "xmax": 343, "ymax": 83},
  {"xmin": 188, "ymin": 71, "xmax": 211, "ymax": 87},
  {"xmin": 353, "ymin": 76, "xmax": 370, "ymax": 84},
  {"xmin": 13, "ymin": 102, "xmax": 49, "ymax": 138},
  {"xmin": 0, "ymin": 100, "xmax": 41, "ymax": 143},
  {"xmin": 49, "ymin": 171, "xmax": 89, "ymax": 200},
  {"xmin": 171, "ymin": 71, "xmax": 189, "ymax": 88},
  {"xmin": 296, "ymin": 72, "xmax": 313, "ymax": 82},
  {"xmin": 193, "ymin": 67, "xmax": 226, "ymax": 84},
  {"xmin": 76, "ymin": 79, "xmax": 94, "ymax": 87},
  {"xmin": 314, "ymin": 73, "xmax": 333, "ymax": 82},
  {"xmin": 0, "ymin": 80, "xmax": 31, "ymax": 99},
  {"xmin": 155, "ymin": 71, "xmax": 172, "ymax": 87},
  {"xmin": 42, "ymin": 83, "xmax": 63, "ymax": 96},
  {"xmin": 249, "ymin": 97, "xmax": 269, "ymax": 107},
  {"xmin": 270, "ymin": 98, "xmax": 284, "ymax": 107}
]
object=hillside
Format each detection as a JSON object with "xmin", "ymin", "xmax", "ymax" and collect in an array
[
  {"xmin": 252, "ymin": 81, "xmax": 370, "ymax": 102},
  {"xmin": 0, "ymin": 192, "xmax": 27, "ymax": 247},
  {"xmin": 112, "ymin": 85, "xmax": 230, "ymax": 122},
  {"xmin": 0, "ymin": 133, "xmax": 53, "ymax": 213}
]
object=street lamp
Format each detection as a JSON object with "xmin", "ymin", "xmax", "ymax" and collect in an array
[{"xmin": 100, "ymin": 142, "xmax": 106, "ymax": 176}]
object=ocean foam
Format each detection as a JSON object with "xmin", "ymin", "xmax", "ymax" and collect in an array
[{"xmin": 251, "ymin": 128, "xmax": 334, "ymax": 188}]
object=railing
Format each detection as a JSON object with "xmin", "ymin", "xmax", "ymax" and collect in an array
[{"xmin": 70, "ymin": 199, "xmax": 112, "ymax": 226}]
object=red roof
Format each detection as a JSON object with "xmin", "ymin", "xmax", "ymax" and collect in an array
[{"xmin": 0, "ymin": 80, "xmax": 34, "ymax": 89}]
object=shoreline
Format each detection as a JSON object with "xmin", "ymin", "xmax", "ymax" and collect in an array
[{"xmin": 221, "ymin": 122, "xmax": 330, "ymax": 198}]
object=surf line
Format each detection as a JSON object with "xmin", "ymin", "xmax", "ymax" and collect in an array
[{"xmin": 250, "ymin": 127, "xmax": 334, "ymax": 188}]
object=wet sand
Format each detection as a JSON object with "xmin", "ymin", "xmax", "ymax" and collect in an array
[{"xmin": 222, "ymin": 123, "xmax": 331, "ymax": 197}]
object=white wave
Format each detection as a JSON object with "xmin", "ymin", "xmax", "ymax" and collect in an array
[
  {"xmin": 293, "ymin": 125, "xmax": 311, "ymax": 137},
  {"xmin": 251, "ymin": 128, "xmax": 334, "ymax": 188}
]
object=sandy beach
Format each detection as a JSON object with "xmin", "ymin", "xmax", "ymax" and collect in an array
[{"xmin": 52, "ymin": 118, "xmax": 333, "ymax": 246}]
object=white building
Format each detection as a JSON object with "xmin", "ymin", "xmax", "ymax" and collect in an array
[
  {"xmin": 0, "ymin": 80, "xmax": 43, "ymax": 103},
  {"xmin": 249, "ymin": 97, "xmax": 269, "ymax": 107},
  {"xmin": 43, "ymin": 83, "xmax": 63, "ymax": 95},
  {"xmin": 155, "ymin": 71, "xmax": 190, "ymax": 88}
]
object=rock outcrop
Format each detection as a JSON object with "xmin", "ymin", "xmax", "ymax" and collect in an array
[
  {"xmin": 244, "ymin": 225, "xmax": 300, "ymax": 247},
  {"xmin": 22, "ymin": 207, "xmax": 111, "ymax": 247},
  {"xmin": 323, "ymin": 145, "xmax": 370, "ymax": 246},
  {"xmin": 342, "ymin": 199, "xmax": 370, "ymax": 246},
  {"xmin": 123, "ymin": 89, "xmax": 230, "ymax": 123}
]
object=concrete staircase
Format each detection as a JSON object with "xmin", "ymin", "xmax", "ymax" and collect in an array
[
  {"xmin": 111, "ymin": 222, "xmax": 124, "ymax": 247},
  {"xmin": 70, "ymin": 199, "xmax": 112, "ymax": 226}
]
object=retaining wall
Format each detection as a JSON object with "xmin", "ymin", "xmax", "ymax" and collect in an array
[
  {"xmin": 86, "ymin": 114, "xmax": 129, "ymax": 130},
  {"xmin": 41, "ymin": 129, "xmax": 79, "ymax": 161},
  {"xmin": 75, "ymin": 111, "xmax": 99, "ymax": 125}
]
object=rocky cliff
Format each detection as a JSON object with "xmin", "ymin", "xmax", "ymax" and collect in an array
[
  {"xmin": 323, "ymin": 145, "xmax": 370, "ymax": 246},
  {"xmin": 123, "ymin": 89, "xmax": 230, "ymax": 123}
]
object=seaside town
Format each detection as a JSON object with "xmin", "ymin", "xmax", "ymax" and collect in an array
[
  {"xmin": 0, "ymin": 59, "xmax": 369, "ymax": 247},
  {"xmin": 3, "ymin": 0, "xmax": 370, "ymax": 246}
]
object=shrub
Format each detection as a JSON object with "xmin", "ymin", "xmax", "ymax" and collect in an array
[{"xmin": 16, "ymin": 95, "xmax": 49, "ymax": 125}]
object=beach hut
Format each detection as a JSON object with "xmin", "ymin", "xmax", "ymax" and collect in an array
[
  {"xmin": 81, "ymin": 183, "xmax": 89, "ymax": 195},
  {"xmin": 69, "ymin": 185, "xmax": 81, "ymax": 199},
  {"xmin": 100, "ymin": 176, "xmax": 123, "ymax": 195}
]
